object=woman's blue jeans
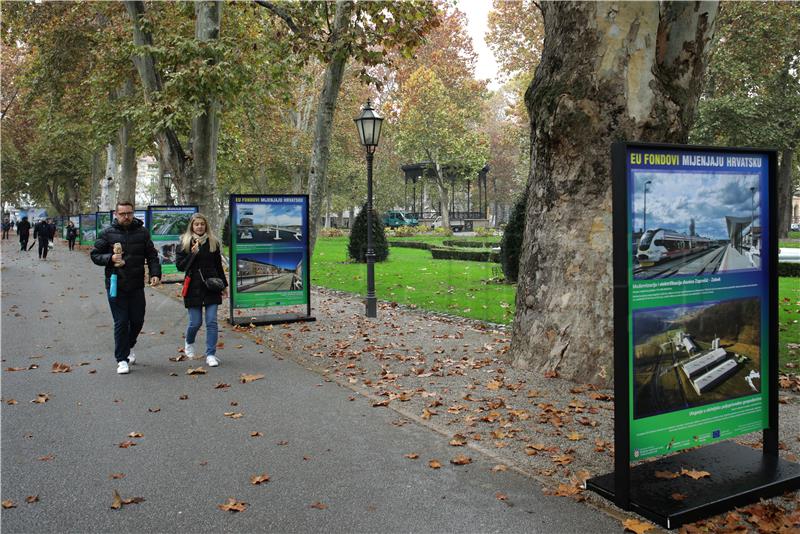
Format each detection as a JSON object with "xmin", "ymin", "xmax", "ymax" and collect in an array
[{"xmin": 185, "ymin": 304, "xmax": 219, "ymax": 356}]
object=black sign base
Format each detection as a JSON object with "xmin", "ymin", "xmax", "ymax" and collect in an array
[
  {"xmin": 586, "ymin": 441, "xmax": 800, "ymax": 529},
  {"xmin": 228, "ymin": 313, "xmax": 316, "ymax": 326}
]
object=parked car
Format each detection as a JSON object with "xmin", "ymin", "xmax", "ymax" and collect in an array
[
  {"xmin": 383, "ymin": 211, "xmax": 419, "ymax": 228},
  {"xmin": 430, "ymin": 215, "xmax": 464, "ymax": 232},
  {"xmin": 791, "ymin": 222, "xmax": 799, "ymax": 231}
]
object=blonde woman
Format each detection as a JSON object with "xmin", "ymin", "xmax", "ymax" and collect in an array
[{"xmin": 175, "ymin": 213, "xmax": 227, "ymax": 367}]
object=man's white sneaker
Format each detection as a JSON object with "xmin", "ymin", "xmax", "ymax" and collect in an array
[
  {"xmin": 128, "ymin": 351, "xmax": 136, "ymax": 365},
  {"xmin": 184, "ymin": 342, "xmax": 196, "ymax": 359},
  {"xmin": 117, "ymin": 361, "xmax": 130, "ymax": 374},
  {"xmin": 206, "ymin": 355, "xmax": 219, "ymax": 367}
]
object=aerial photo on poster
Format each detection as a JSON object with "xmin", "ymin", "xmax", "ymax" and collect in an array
[
  {"xmin": 97, "ymin": 211, "xmax": 112, "ymax": 234},
  {"xmin": 632, "ymin": 171, "xmax": 761, "ymax": 280},
  {"xmin": 80, "ymin": 213, "xmax": 97, "ymax": 244},
  {"xmin": 632, "ymin": 297, "xmax": 761, "ymax": 420},
  {"xmin": 236, "ymin": 251, "xmax": 304, "ymax": 293},
  {"xmin": 149, "ymin": 208, "xmax": 194, "ymax": 270},
  {"xmin": 236, "ymin": 204, "xmax": 303, "ymax": 244}
]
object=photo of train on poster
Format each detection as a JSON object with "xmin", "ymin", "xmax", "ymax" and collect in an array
[
  {"xmin": 229, "ymin": 195, "xmax": 309, "ymax": 309},
  {"xmin": 625, "ymin": 146, "xmax": 771, "ymax": 461},
  {"xmin": 147, "ymin": 206, "xmax": 197, "ymax": 275}
]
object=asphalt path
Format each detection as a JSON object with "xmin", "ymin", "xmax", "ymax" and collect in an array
[{"xmin": 0, "ymin": 239, "xmax": 620, "ymax": 533}]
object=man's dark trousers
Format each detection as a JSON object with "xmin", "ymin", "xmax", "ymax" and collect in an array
[
  {"xmin": 38, "ymin": 239, "xmax": 49, "ymax": 259},
  {"xmin": 108, "ymin": 288, "xmax": 146, "ymax": 362},
  {"xmin": 19, "ymin": 236, "xmax": 28, "ymax": 251}
]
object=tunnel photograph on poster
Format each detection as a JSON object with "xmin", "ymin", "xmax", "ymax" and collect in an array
[{"xmin": 625, "ymin": 147, "xmax": 770, "ymax": 461}]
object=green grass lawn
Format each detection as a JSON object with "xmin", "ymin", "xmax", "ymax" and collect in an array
[
  {"xmin": 779, "ymin": 277, "xmax": 800, "ymax": 373},
  {"xmin": 789, "ymin": 231, "xmax": 800, "ymax": 239},
  {"xmin": 780, "ymin": 241, "xmax": 800, "ymax": 248},
  {"xmin": 311, "ymin": 237, "xmax": 516, "ymax": 324},
  {"xmin": 309, "ymin": 237, "xmax": 800, "ymax": 371}
]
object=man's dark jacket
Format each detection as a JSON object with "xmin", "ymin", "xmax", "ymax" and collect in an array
[
  {"xmin": 91, "ymin": 218, "xmax": 161, "ymax": 292},
  {"xmin": 33, "ymin": 221, "xmax": 55, "ymax": 242},
  {"xmin": 17, "ymin": 219, "xmax": 30, "ymax": 238}
]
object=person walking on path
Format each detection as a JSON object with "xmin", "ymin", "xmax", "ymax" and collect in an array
[
  {"xmin": 66, "ymin": 220, "xmax": 78, "ymax": 250},
  {"xmin": 175, "ymin": 213, "xmax": 227, "ymax": 368},
  {"xmin": 91, "ymin": 201, "xmax": 161, "ymax": 375},
  {"xmin": 2, "ymin": 219, "xmax": 10, "ymax": 239},
  {"xmin": 32, "ymin": 218, "xmax": 54, "ymax": 260},
  {"xmin": 17, "ymin": 216, "xmax": 30, "ymax": 252}
]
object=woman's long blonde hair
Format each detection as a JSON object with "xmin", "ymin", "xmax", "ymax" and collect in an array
[{"xmin": 180, "ymin": 213, "xmax": 220, "ymax": 253}]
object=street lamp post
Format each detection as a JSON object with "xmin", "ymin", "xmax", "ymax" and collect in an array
[
  {"xmin": 354, "ymin": 100, "xmax": 384, "ymax": 318},
  {"xmin": 643, "ymin": 180, "xmax": 652, "ymax": 232}
]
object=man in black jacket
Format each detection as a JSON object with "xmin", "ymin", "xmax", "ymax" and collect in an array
[
  {"xmin": 17, "ymin": 216, "xmax": 30, "ymax": 252},
  {"xmin": 33, "ymin": 218, "xmax": 55, "ymax": 260},
  {"xmin": 91, "ymin": 201, "xmax": 162, "ymax": 375}
]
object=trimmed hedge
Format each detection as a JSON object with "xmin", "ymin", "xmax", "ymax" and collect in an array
[
  {"xmin": 779, "ymin": 263, "xmax": 800, "ymax": 277},
  {"xmin": 388, "ymin": 240, "xmax": 434, "ymax": 250},
  {"xmin": 348, "ymin": 204, "xmax": 389, "ymax": 262},
  {"xmin": 500, "ymin": 191, "xmax": 527, "ymax": 283},
  {"xmin": 430, "ymin": 247, "xmax": 500, "ymax": 262},
  {"xmin": 442, "ymin": 239, "xmax": 500, "ymax": 249}
]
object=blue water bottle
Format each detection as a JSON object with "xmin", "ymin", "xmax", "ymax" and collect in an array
[{"xmin": 109, "ymin": 273, "xmax": 118, "ymax": 298}]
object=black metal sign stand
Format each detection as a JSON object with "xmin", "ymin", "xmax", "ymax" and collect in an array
[
  {"xmin": 586, "ymin": 143, "xmax": 800, "ymax": 529},
  {"xmin": 227, "ymin": 194, "xmax": 315, "ymax": 327}
]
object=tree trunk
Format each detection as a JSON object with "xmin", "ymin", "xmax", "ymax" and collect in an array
[
  {"xmin": 116, "ymin": 76, "xmax": 138, "ymax": 205},
  {"xmin": 778, "ymin": 149, "xmax": 793, "ymax": 238},
  {"xmin": 101, "ymin": 143, "xmax": 116, "ymax": 211},
  {"xmin": 428, "ymin": 158, "xmax": 450, "ymax": 228},
  {"xmin": 90, "ymin": 148, "xmax": 103, "ymax": 212},
  {"xmin": 509, "ymin": 2, "xmax": 718, "ymax": 385},
  {"xmin": 307, "ymin": 0, "xmax": 353, "ymax": 255},
  {"xmin": 188, "ymin": 0, "xmax": 222, "ymax": 229}
]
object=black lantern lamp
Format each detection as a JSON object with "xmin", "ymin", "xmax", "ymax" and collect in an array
[{"xmin": 354, "ymin": 100, "xmax": 384, "ymax": 317}]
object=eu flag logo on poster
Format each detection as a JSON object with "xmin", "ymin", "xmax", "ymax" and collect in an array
[{"xmin": 712, "ymin": 430, "xmax": 721, "ymax": 439}]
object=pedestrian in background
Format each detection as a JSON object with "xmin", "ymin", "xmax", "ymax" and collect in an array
[
  {"xmin": 2, "ymin": 219, "xmax": 9, "ymax": 239},
  {"xmin": 17, "ymin": 216, "xmax": 30, "ymax": 252},
  {"xmin": 91, "ymin": 201, "xmax": 161, "ymax": 375},
  {"xmin": 33, "ymin": 219, "xmax": 52, "ymax": 260},
  {"xmin": 175, "ymin": 213, "xmax": 227, "ymax": 368},
  {"xmin": 66, "ymin": 220, "xmax": 78, "ymax": 251}
]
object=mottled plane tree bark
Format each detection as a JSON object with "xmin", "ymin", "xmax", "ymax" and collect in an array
[{"xmin": 510, "ymin": 2, "xmax": 719, "ymax": 385}]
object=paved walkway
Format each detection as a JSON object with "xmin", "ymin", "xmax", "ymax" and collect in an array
[{"xmin": 1, "ymin": 238, "xmax": 620, "ymax": 533}]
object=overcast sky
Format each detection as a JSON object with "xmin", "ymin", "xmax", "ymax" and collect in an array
[
  {"xmin": 458, "ymin": 0, "xmax": 501, "ymax": 90},
  {"xmin": 632, "ymin": 171, "xmax": 761, "ymax": 238}
]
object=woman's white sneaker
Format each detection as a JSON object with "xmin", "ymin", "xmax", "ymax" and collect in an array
[
  {"xmin": 117, "ymin": 361, "xmax": 130, "ymax": 374},
  {"xmin": 206, "ymin": 355, "xmax": 219, "ymax": 367},
  {"xmin": 184, "ymin": 342, "xmax": 196, "ymax": 359}
]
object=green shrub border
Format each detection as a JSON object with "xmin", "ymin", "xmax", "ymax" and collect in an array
[
  {"xmin": 388, "ymin": 240, "xmax": 433, "ymax": 250},
  {"xmin": 442, "ymin": 239, "xmax": 500, "ymax": 249},
  {"xmin": 430, "ymin": 247, "xmax": 500, "ymax": 262},
  {"xmin": 778, "ymin": 263, "xmax": 800, "ymax": 277}
]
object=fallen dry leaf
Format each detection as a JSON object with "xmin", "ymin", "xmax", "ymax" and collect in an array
[
  {"xmin": 127, "ymin": 432, "xmax": 144, "ymax": 438},
  {"xmin": 496, "ymin": 492, "xmax": 508, "ymax": 501},
  {"xmin": 681, "ymin": 468, "xmax": 711, "ymax": 480},
  {"xmin": 5, "ymin": 367, "xmax": 28, "ymax": 372},
  {"xmin": 218, "ymin": 498, "xmax": 248, "ymax": 512},
  {"xmin": 51, "ymin": 362, "xmax": 71, "ymax": 373},
  {"xmin": 567, "ymin": 432, "xmax": 583, "ymax": 441},
  {"xmin": 372, "ymin": 399, "xmax": 391, "ymax": 407},
  {"xmin": 421, "ymin": 408, "xmax": 436, "ymax": 420},
  {"xmin": 492, "ymin": 464, "xmax": 508, "ymax": 473},
  {"xmin": 2, "ymin": 500, "xmax": 16, "ymax": 509},
  {"xmin": 214, "ymin": 382, "xmax": 230, "ymax": 389},
  {"xmin": 6, "ymin": 399, "xmax": 18, "ymax": 405},
  {"xmin": 250, "ymin": 474, "xmax": 270, "ymax": 485},
  {"xmin": 148, "ymin": 407, "xmax": 160, "ymax": 413},
  {"xmin": 429, "ymin": 459, "xmax": 442, "ymax": 469},
  {"xmin": 110, "ymin": 473, "xmax": 125, "ymax": 480},
  {"xmin": 654, "ymin": 470, "xmax": 680, "ymax": 480},
  {"xmin": 224, "ymin": 412, "xmax": 244, "ymax": 419},
  {"xmin": 449, "ymin": 434, "xmax": 468, "ymax": 446},
  {"xmin": 31, "ymin": 393, "xmax": 50, "ymax": 404},
  {"xmin": 622, "ymin": 518, "xmax": 653, "ymax": 534},
  {"xmin": 38, "ymin": 454, "xmax": 55, "ymax": 461},
  {"xmin": 671, "ymin": 492, "xmax": 687, "ymax": 501},
  {"xmin": 240, "ymin": 373, "xmax": 264, "ymax": 384},
  {"xmin": 178, "ymin": 394, "xmax": 189, "ymax": 400},
  {"xmin": 310, "ymin": 501, "xmax": 328, "ymax": 510},
  {"xmin": 404, "ymin": 453, "xmax": 419, "ymax": 459},
  {"xmin": 118, "ymin": 441, "xmax": 137, "ymax": 449},
  {"xmin": 186, "ymin": 367, "xmax": 207, "ymax": 375},
  {"xmin": 250, "ymin": 431, "xmax": 263, "ymax": 438},
  {"xmin": 451, "ymin": 454, "xmax": 472, "ymax": 466},
  {"xmin": 111, "ymin": 490, "xmax": 144, "ymax": 510},
  {"xmin": 25, "ymin": 495, "xmax": 39, "ymax": 504}
]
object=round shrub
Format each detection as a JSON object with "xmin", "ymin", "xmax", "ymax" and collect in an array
[
  {"xmin": 348, "ymin": 204, "xmax": 389, "ymax": 262},
  {"xmin": 500, "ymin": 191, "xmax": 527, "ymax": 283}
]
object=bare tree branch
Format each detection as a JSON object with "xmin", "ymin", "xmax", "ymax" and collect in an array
[{"xmin": 253, "ymin": 0, "xmax": 303, "ymax": 36}]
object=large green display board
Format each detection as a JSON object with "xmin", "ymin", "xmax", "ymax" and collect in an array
[
  {"xmin": 79, "ymin": 213, "xmax": 96, "ymax": 246},
  {"xmin": 618, "ymin": 144, "xmax": 774, "ymax": 461},
  {"xmin": 96, "ymin": 211, "xmax": 112, "ymax": 236},
  {"xmin": 147, "ymin": 205, "xmax": 197, "ymax": 275},
  {"xmin": 229, "ymin": 195, "xmax": 310, "ymax": 310}
]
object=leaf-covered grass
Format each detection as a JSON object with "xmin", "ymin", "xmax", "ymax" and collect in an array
[
  {"xmin": 779, "ymin": 241, "xmax": 800, "ymax": 248},
  {"xmin": 311, "ymin": 237, "xmax": 516, "ymax": 324},
  {"xmin": 789, "ymin": 231, "xmax": 800, "ymax": 240},
  {"xmin": 779, "ymin": 277, "xmax": 800, "ymax": 374}
]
